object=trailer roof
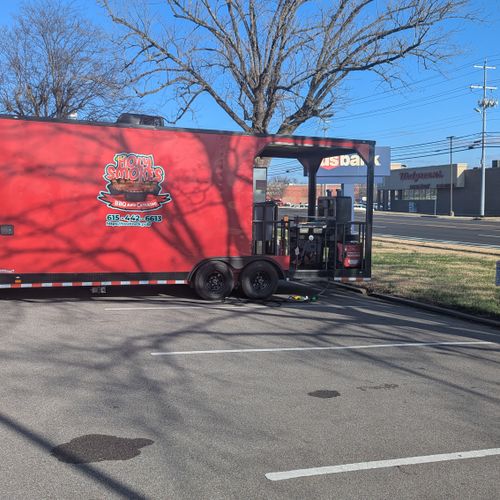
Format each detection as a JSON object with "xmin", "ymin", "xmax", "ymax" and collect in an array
[
  {"xmin": 0, "ymin": 114, "xmax": 374, "ymax": 154},
  {"xmin": 260, "ymin": 142, "xmax": 365, "ymax": 159}
]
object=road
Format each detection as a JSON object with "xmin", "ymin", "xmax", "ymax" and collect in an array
[
  {"xmin": 368, "ymin": 212, "xmax": 500, "ymax": 247},
  {"xmin": 281, "ymin": 208, "xmax": 500, "ymax": 247},
  {"xmin": 1, "ymin": 284, "xmax": 499, "ymax": 499}
]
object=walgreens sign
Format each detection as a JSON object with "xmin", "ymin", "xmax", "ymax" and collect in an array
[{"xmin": 399, "ymin": 170, "xmax": 444, "ymax": 182}]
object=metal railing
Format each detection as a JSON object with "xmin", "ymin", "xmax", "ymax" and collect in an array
[
  {"xmin": 287, "ymin": 217, "xmax": 368, "ymax": 277},
  {"xmin": 252, "ymin": 211, "xmax": 370, "ymax": 278}
]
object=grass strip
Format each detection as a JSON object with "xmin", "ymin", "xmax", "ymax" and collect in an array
[{"xmin": 360, "ymin": 240, "xmax": 500, "ymax": 319}]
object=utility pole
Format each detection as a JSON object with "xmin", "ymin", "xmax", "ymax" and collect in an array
[
  {"xmin": 471, "ymin": 61, "xmax": 497, "ymax": 217},
  {"xmin": 447, "ymin": 136, "xmax": 454, "ymax": 216}
]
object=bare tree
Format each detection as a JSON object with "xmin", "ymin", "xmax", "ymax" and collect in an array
[
  {"xmin": 267, "ymin": 175, "xmax": 293, "ymax": 201},
  {"xmin": 101, "ymin": 0, "xmax": 472, "ymax": 134},
  {"xmin": 0, "ymin": 0, "xmax": 135, "ymax": 120}
]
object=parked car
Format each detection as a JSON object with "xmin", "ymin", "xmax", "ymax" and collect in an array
[{"xmin": 353, "ymin": 203, "xmax": 366, "ymax": 211}]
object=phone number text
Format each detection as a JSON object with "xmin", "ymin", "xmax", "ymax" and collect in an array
[{"xmin": 106, "ymin": 214, "xmax": 163, "ymax": 227}]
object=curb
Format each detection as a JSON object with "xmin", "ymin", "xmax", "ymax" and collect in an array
[
  {"xmin": 324, "ymin": 281, "xmax": 368, "ymax": 295},
  {"xmin": 376, "ymin": 211, "xmax": 500, "ymax": 221},
  {"xmin": 302, "ymin": 280, "xmax": 368, "ymax": 296},
  {"xmin": 329, "ymin": 282, "xmax": 500, "ymax": 329},
  {"xmin": 368, "ymin": 291, "xmax": 500, "ymax": 329},
  {"xmin": 295, "ymin": 280, "xmax": 500, "ymax": 330}
]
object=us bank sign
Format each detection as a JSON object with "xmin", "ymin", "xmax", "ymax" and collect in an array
[{"xmin": 317, "ymin": 146, "xmax": 391, "ymax": 183}]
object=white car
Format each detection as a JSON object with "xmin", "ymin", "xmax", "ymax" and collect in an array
[{"xmin": 353, "ymin": 203, "xmax": 366, "ymax": 211}]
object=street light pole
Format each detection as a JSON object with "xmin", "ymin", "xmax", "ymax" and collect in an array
[
  {"xmin": 447, "ymin": 136, "xmax": 454, "ymax": 216},
  {"xmin": 471, "ymin": 61, "xmax": 497, "ymax": 217}
]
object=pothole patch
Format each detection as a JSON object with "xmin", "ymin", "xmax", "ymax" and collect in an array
[
  {"xmin": 51, "ymin": 434, "xmax": 154, "ymax": 464},
  {"xmin": 308, "ymin": 390, "xmax": 341, "ymax": 399}
]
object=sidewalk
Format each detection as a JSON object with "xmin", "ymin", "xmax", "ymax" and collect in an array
[{"xmin": 375, "ymin": 210, "xmax": 500, "ymax": 222}]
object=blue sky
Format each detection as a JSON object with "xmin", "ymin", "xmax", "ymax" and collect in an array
[
  {"xmin": 330, "ymin": 0, "xmax": 500, "ymax": 170},
  {"xmin": 1, "ymin": 0, "xmax": 499, "ymax": 174}
]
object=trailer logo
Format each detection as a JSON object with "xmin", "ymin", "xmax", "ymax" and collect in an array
[{"xmin": 98, "ymin": 153, "xmax": 172, "ymax": 211}]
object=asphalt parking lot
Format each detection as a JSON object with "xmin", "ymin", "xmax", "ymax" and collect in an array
[{"xmin": 1, "ymin": 283, "xmax": 499, "ymax": 499}]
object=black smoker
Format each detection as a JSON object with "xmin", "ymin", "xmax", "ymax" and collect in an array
[{"xmin": 288, "ymin": 192, "xmax": 365, "ymax": 277}]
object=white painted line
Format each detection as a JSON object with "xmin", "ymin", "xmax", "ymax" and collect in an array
[
  {"xmin": 265, "ymin": 448, "xmax": 500, "ymax": 481},
  {"xmin": 104, "ymin": 304, "xmax": 271, "ymax": 311},
  {"xmin": 150, "ymin": 340, "xmax": 494, "ymax": 356},
  {"xmin": 104, "ymin": 302, "xmax": 322, "ymax": 311},
  {"xmin": 106, "ymin": 306, "xmax": 220, "ymax": 311}
]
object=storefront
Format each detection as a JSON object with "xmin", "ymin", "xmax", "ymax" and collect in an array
[{"xmin": 377, "ymin": 163, "xmax": 500, "ymax": 216}]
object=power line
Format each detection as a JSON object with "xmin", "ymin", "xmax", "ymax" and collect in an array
[
  {"xmin": 391, "ymin": 133, "xmax": 479, "ymax": 151},
  {"xmin": 267, "ymin": 132, "xmax": 500, "ymax": 166},
  {"xmin": 332, "ymin": 87, "xmax": 469, "ymax": 123},
  {"xmin": 392, "ymin": 144, "xmax": 500, "ymax": 162},
  {"xmin": 371, "ymin": 114, "xmax": 482, "ymax": 140},
  {"xmin": 330, "ymin": 55, "xmax": 500, "ymax": 114}
]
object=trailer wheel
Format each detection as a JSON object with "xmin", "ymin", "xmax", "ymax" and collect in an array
[
  {"xmin": 194, "ymin": 261, "xmax": 234, "ymax": 300},
  {"xmin": 240, "ymin": 261, "xmax": 279, "ymax": 300}
]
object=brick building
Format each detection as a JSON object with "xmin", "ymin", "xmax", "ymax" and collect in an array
[{"xmin": 282, "ymin": 183, "xmax": 361, "ymax": 205}]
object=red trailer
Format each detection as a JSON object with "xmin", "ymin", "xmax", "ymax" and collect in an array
[{"xmin": 0, "ymin": 114, "xmax": 375, "ymax": 299}]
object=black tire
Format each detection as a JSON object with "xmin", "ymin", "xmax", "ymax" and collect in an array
[
  {"xmin": 193, "ymin": 261, "xmax": 234, "ymax": 300},
  {"xmin": 240, "ymin": 261, "xmax": 279, "ymax": 300}
]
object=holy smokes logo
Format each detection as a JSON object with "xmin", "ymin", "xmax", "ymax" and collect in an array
[{"xmin": 98, "ymin": 152, "xmax": 172, "ymax": 211}]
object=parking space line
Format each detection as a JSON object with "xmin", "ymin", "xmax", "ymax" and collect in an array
[
  {"xmin": 105, "ymin": 306, "xmax": 226, "ymax": 311},
  {"xmin": 104, "ymin": 303, "xmax": 325, "ymax": 311},
  {"xmin": 265, "ymin": 448, "xmax": 500, "ymax": 481},
  {"xmin": 150, "ymin": 340, "xmax": 494, "ymax": 356},
  {"xmin": 104, "ymin": 304, "xmax": 268, "ymax": 311}
]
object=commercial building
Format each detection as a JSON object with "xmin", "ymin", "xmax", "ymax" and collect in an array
[{"xmin": 377, "ymin": 162, "xmax": 500, "ymax": 216}]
